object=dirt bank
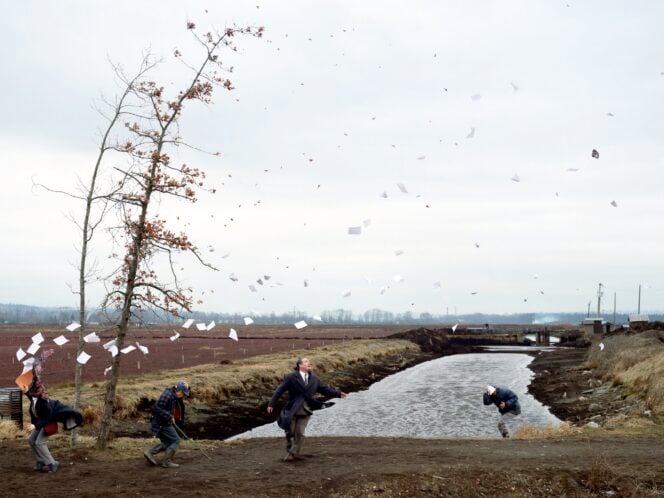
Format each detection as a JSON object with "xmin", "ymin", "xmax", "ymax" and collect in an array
[{"xmin": 1, "ymin": 435, "xmax": 663, "ymax": 497}]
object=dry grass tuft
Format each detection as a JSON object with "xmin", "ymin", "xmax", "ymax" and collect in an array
[
  {"xmin": 514, "ymin": 422, "xmax": 581, "ymax": 439},
  {"xmin": 0, "ymin": 420, "xmax": 26, "ymax": 440}
]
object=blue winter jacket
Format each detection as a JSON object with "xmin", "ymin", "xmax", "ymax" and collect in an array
[{"xmin": 483, "ymin": 387, "xmax": 521, "ymax": 415}]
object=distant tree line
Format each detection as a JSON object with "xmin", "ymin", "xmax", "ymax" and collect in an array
[{"xmin": 2, "ymin": 303, "xmax": 662, "ymax": 326}]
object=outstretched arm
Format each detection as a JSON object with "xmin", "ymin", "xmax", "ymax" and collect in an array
[{"xmin": 267, "ymin": 375, "xmax": 290, "ymax": 413}]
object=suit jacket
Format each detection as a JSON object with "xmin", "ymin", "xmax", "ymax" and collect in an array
[
  {"xmin": 483, "ymin": 387, "xmax": 521, "ymax": 415},
  {"xmin": 26, "ymin": 393, "xmax": 84, "ymax": 431},
  {"xmin": 269, "ymin": 371, "xmax": 340, "ymax": 431}
]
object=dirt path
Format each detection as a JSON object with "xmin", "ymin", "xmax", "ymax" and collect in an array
[{"xmin": 2, "ymin": 436, "xmax": 663, "ymax": 497}]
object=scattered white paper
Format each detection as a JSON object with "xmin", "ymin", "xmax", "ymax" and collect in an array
[
  {"xmin": 66, "ymin": 322, "xmax": 81, "ymax": 332},
  {"xmin": 229, "ymin": 328, "xmax": 239, "ymax": 341},
  {"xmin": 511, "ymin": 173, "xmax": 520, "ymax": 183},
  {"xmin": 417, "ymin": 155, "xmax": 426, "ymax": 160},
  {"xmin": 77, "ymin": 351, "xmax": 92, "ymax": 365},
  {"xmin": 566, "ymin": 168, "xmax": 579, "ymax": 172},
  {"xmin": 136, "ymin": 342, "xmax": 149, "ymax": 355},
  {"xmin": 248, "ymin": 285, "xmax": 257, "ymax": 292},
  {"xmin": 380, "ymin": 286, "xmax": 387, "ymax": 295},
  {"xmin": 394, "ymin": 250, "xmax": 404, "ymax": 256},
  {"xmin": 206, "ymin": 321, "xmax": 216, "ymax": 331},
  {"xmin": 294, "ymin": 320, "xmax": 308, "ymax": 329},
  {"xmin": 83, "ymin": 332, "xmax": 100, "ymax": 343},
  {"xmin": 452, "ymin": 323, "xmax": 459, "ymax": 333},
  {"xmin": 196, "ymin": 323, "xmax": 207, "ymax": 331},
  {"xmin": 433, "ymin": 281, "xmax": 442, "ymax": 289},
  {"xmin": 26, "ymin": 343, "xmax": 40, "ymax": 356},
  {"xmin": 362, "ymin": 218, "xmax": 371, "ymax": 228},
  {"xmin": 244, "ymin": 317, "xmax": 254, "ymax": 326},
  {"xmin": 592, "ymin": 149, "xmax": 600, "ymax": 159},
  {"xmin": 342, "ymin": 290, "xmax": 351, "ymax": 298},
  {"xmin": 610, "ymin": 200, "xmax": 618, "ymax": 207},
  {"xmin": 379, "ymin": 191, "xmax": 388, "ymax": 198},
  {"xmin": 121, "ymin": 345, "xmax": 136, "ymax": 354},
  {"xmin": 470, "ymin": 94, "xmax": 482, "ymax": 101},
  {"xmin": 32, "ymin": 332, "xmax": 45, "ymax": 345},
  {"xmin": 466, "ymin": 127, "xmax": 475, "ymax": 139},
  {"xmin": 347, "ymin": 226, "xmax": 362, "ymax": 235},
  {"xmin": 108, "ymin": 345, "xmax": 119, "ymax": 357},
  {"xmin": 397, "ymin": 183, "xmax": 408, "ymax": 194},
  {"xmin": 53, "ymin": 335, "xmax": 69, "ymax": 346},
  {"xmin": 229, "ymin": 274, "xmax": 239, "ymax": 282},
  {"xmin": 599, "ymin": 342, "xmax": 605, "ymax": 351},
  {"xmin": 510, "ymin": 82, "xmax": 519, "ymax": 92},
  {"xmin": 393, "ymin": 274, "xmax": 405, "ymax": 283},
  {"xmin": 21, "ymin": 364, "xmax": 33, "ymax": 375},
  {"xmin": 104, "ymin": 366, "xmax": 112, "ymax": 376},
  {"xmin": 102, "ymin": 339, "xmax": 117, "ymax": 351},
  {"xmin": 170, "ymin": 332, "xmax": 180, "ymax": 341},
  {"xmin": 304, "ymin": 279, "xmax": 309, "ymax": 288},
  {"xmin": 23, "ymin": 357, "xmax": 36, "ymax": 369},
  {"xmin": 313, "ymin": 315, "xmax": 323, "ymax": 322},
  {"xmin": 16, "ymin": 348, "xmax": 26, "ymax": 361},
  {"xmin": 221, "ymin": 252, "xmax": 231, "ymax": 259},
  {"xmin": 182, "ymin": 318, "xmax": 195, "ymax": 329}
]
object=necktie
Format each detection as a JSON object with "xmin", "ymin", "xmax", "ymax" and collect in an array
[{"xmin": 305, "ymin": 374, "xmax": 309, "ymax": 385}]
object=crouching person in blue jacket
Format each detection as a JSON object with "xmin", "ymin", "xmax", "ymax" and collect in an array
[{"xmin": 483, "ymin": 384, "xmax": 521, "ymax": 438}]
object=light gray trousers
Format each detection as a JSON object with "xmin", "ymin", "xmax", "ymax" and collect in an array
[
  {"xmin": 288, "ymin": 415, "xmax": 311, "ymax": 456},
  {"xmin": 28, "ymin": 428, "xmax": 56, "ymax": 466},
  {"xmin": 498, "ymin": 411, "xmax": 519, "ymax": 437}
]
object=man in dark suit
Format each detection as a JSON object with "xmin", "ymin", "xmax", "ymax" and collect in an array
[
  {"xmin": 482, "ymin": 384, "xmax": 521, "ymax": 438},
  {"xmin": 268, "ymin": 358, "xmax": 347, "ymax": 461}
]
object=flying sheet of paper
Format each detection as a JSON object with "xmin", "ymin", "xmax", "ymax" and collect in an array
[
  {"xmin": 347, "ymin": 226, "xmax": 362, "ymax": 235},
  {"xmin": 121, "ymin": 345, "xmax": 136, "ymax": 354},
  {"xmin": 102, "ymin": 339, "xmax": 117, "ymax": 350},
  {"xmin": 229, "ymin": 328, "xmax": 239, "ymax": 341},
  {"xmin": 248, "ymin": 285, "xmax": 257, "ymax": 292},
  {"xmin": 229, "ymin": 273, "xmax": 239, "ymax": 282},
  {"xmin": 244, "ymin": 317, "xmax": 254, "ymax": 326},
  {"xmin": 170, "ymin": 332, "xmax": 180, "ymax": 341},
  {"xmin": 394, "ymin": 250, "xmax": 404, "ymax": 256},
  {"xmin": 397, "ymin": 183, "xmax": 408, "ymax": 193},
  {"xmin": 22, "ymin": 364, "xmax": 33, "ymax": 375},
  {"xmin": 66, "ymin": 322, "xmax": 81, "ymax": 332},
  {"xmin": 32, "ymin": 332, "xmax": 45, "ymax": 345},
  {"xmin": 182, "ymin": 318, "xmax": 194, "ymax": 329},
  {"xmin": 77, "ymin": 351, "xmax": 91, "ymax": 365},
  {"xmin": 26, "ymin": 342, "xmax": 40, "ymax": 356},
  {"xmin": 16, "ymin": 348, "xmax": 26, "ymax": 361},
  {"xmin": 195, "ymin": 323, "xmax": 207, "ymax": 331},
  {"xmin": 599, "ymin": 342, "xmax": 605, "ymax": 351},
  {"xmin": 452, "ymin": 323, "xmax": 459, "ymax": 333},
  {"xmin": 393, "ymin": 274, "xmax": 405, "ymax": 283},
  {"xmin": 53, "ymin": 335, "xmax": 69, "ymax": 346},
  {"xmin": 342, "ymin": 290, "xmax": 351, "ymax": 298},
  {"xmin": 83, "ymin": 332, "xmax": 100, "ymax": 343},
  {"xmin": 206, "ymin": 321, "xmax": 216, "ymax": 331},
  {"xmin": 104, "ymin": 366, "xmax": 112, "ymax": 376},
  {"xmin": 313, "ymin": 315, "xmax": 323, "ymax": 322},
  {"xmin": 294, "ymin": 320, "xmax": 308, "ymax": 329},
  {"xmin": 362, "ymin": 218, "xmax": 371, "ymax": 228},
  {"xmin": 108, "ymin": 345, "xmax": 119, "ymax": 357},
  {"xmin": 433, "ymin": 281, "xmax": 442, "ymax": 289},
  {"xmin": 136, "ymin": 342, "xmax": 149, "ymax": 355}
]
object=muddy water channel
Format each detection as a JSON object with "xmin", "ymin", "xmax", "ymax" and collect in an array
[{"xmin": 235, "ymin": 352, "xmax": 560, "ymax": 439}]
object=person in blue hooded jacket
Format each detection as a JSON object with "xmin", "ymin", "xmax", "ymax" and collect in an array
[
  {"xmin": 268, "ymin": 358, "xmax": 347, "ymax": 461},
  {"xmin": 483, "ymin": 384, "xmax": 521, "ymax": 438}
]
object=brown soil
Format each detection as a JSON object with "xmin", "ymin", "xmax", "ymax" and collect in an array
[
  {"xmin": 1, "ymin": 436, "xmax": 663, "ymax": 497},
  {"xmin": 528, "ymin": 347, "xmax": 639, "ymax": 426}
]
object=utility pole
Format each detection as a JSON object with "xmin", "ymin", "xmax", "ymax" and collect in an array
[
  {"xmin": 638, "ymin": 284, "xmax": 642, "ymax": 314},
  {"xmin": 613, "ymin": 292, "xmax": 616, "ymax": 324},
  {"xmin": 587, "ymin": 301, "xmax": 591, "ymax": 318},
  {"xmin": 597, "ymin": 283, "xmax": 603, "ymax": 317}
]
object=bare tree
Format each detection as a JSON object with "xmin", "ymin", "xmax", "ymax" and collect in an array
[
  {"xmin": 32, "ymin": 56, "xmax": 157, "ymax": 447},
  {"xmin": 95, "ymin": 22, "xmax": 263, "ymax": 449}
]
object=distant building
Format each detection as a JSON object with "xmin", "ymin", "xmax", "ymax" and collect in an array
[
  {"xmin": 628, "ymin": 314, "xmax": 649, "ymax": 328},
  {"xmin": 582, "ymin": 317, "xmax": 606, "ymax": 336}
]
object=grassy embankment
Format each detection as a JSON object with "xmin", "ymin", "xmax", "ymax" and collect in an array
[{"xmin": 35, "ymin": 339, "xmax": 418, "ymax": 432}]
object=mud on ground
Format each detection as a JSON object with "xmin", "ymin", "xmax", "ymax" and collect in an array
[{"xmin": 1, "ymin": 436, "xmax": 663, "ymax": 497}]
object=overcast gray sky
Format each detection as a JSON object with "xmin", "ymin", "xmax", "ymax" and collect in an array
[{"xmin": 1, "ymin": 1, "xmax": 663, "ymax": 317}]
